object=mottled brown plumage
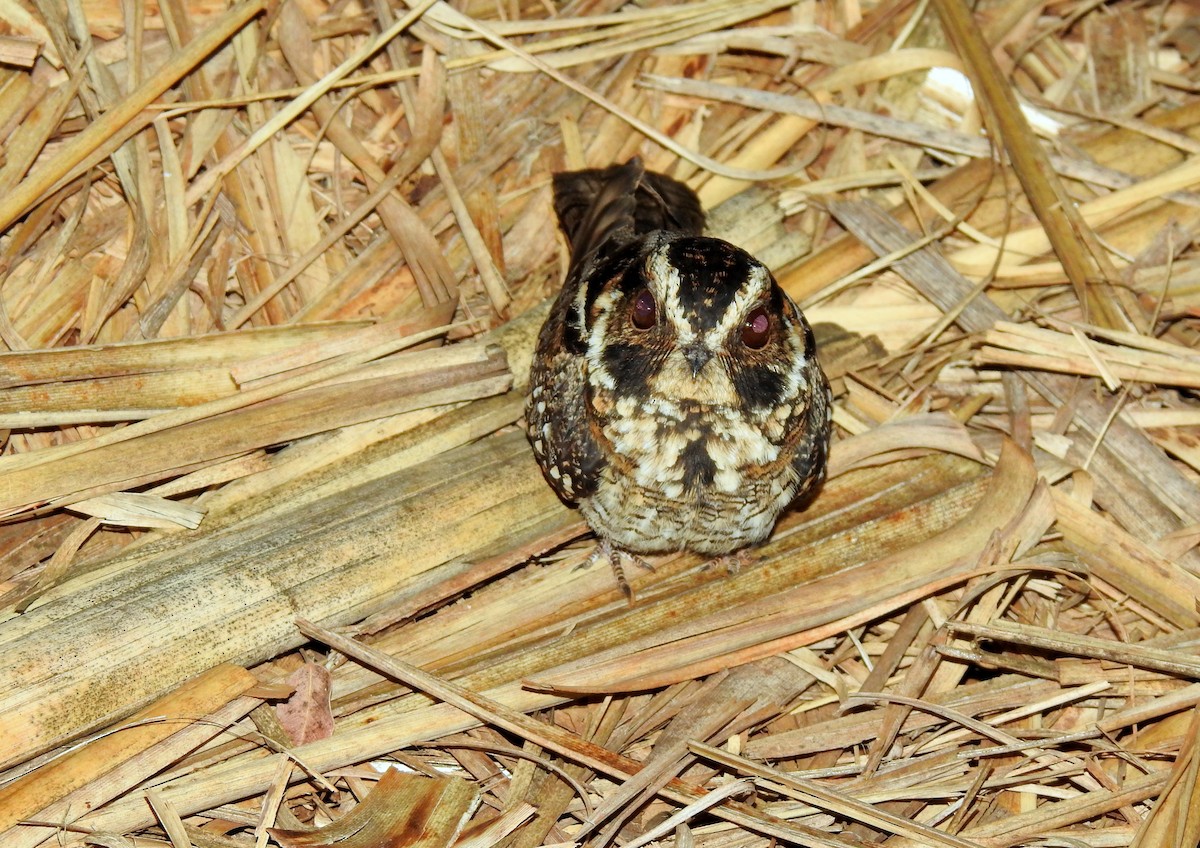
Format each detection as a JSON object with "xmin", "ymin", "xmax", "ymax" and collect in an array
[{"xmin": 526, "ymin": 159, "xmax": 831, "ymax": 575}]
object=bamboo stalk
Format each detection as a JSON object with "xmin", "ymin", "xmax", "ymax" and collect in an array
[
  {"xmin": 0, "ymin": 664, "xmax": 257, "ymax": 842},
  {"xmin": 0, "ymin": 344, "xmax": 510, "ymax": 515},
  {"xmin": 0, "ymin": 426, "xmax": 552, "ymax": 771},
  {"xmin": 932, "ymin": 0, "xmax": 1129, "ymax": 330}
]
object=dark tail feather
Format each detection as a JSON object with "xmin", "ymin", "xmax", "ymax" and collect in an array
[{"xmin": 551, "ymin": 157, "xmax": 704, "ymax": 263}]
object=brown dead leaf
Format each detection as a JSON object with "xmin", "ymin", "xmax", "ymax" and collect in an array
[
  {"xmin": 276, "ymin": 661, "xmax": 333, "ymax": 746},
  {"xmin": 270, "ymin": 769, "xmax": 479, "ymax": 848}
]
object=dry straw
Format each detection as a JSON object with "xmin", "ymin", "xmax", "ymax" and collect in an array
[{"xmin": 0, "ymin": 0, "xmax": 1199, "ymax": 846}]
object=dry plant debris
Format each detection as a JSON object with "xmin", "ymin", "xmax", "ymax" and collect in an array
[{"xmin": 1, "ymin": 0, "xmax": 1200, "ymax": 846}]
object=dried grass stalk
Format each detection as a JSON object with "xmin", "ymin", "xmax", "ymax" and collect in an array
[{"xmin": 2, "ymin": 0, "xmax": 1200, "ymax": 843}]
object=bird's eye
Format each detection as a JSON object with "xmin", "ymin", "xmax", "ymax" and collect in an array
[
  {"xmin": 741, "ymin": 306, "xmax": 770, "ymax": 349},
  {"xmin": 630, "ymin": 288, "xmax": 657, "ymax": 330}
]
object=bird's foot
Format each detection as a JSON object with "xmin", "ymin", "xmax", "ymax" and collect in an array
[
  {"xmin": 706, "ymin": 548, "xmax": 758, "ymax": 574},
  {"xmin": 585, "ymin": 539, "xmax": 654, "ymax": 602}
]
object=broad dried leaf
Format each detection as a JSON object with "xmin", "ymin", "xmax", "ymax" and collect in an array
[
  {"xmin": 270, "ymin": 769, "xmax": 478, "ymax": 848},
  {"xmin": 276, "ymin": 661, "xmax": 333, "ymax": 745}
]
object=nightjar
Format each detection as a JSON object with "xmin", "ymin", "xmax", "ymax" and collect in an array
[{"xmin": 526, "ymin": 158, "xmax": 831, "ymax": 580}]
